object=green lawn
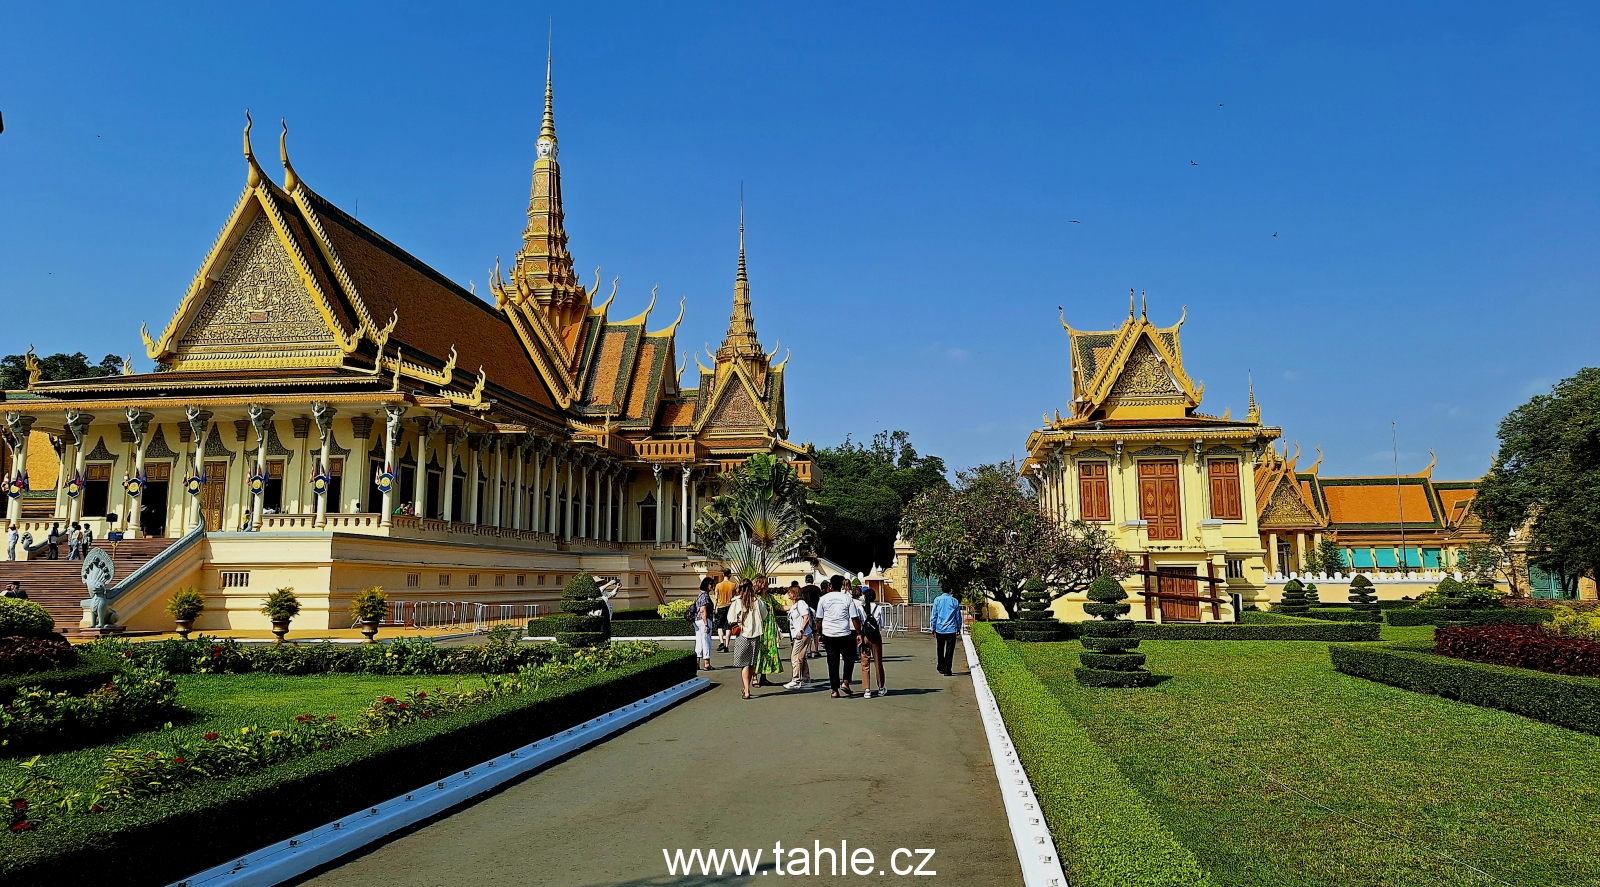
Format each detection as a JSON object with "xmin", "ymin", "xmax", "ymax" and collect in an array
[
  {"xmin": 11, "ymin": 673, "xmax": 433, "ymax": 794},
  {"xmin": 1011, "ymin": 637, "xmax": 1600, "ymax": 887}
]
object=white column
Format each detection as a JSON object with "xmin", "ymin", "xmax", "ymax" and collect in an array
[
  {"xmin": 653, "ymin": 464, "xmax": 664, "ymax": 544},
  {"xmin": 122, "ymin": 410, "xmax": 148, "ymax": 535},
  {"xmin": 312, "ymin": 404, "xmax": 336, "ymax": 528},
  {"xmin": 512, "ymin": 440, "xmax": 526, "ymax": 530},
  {"xmin": 183, "ymin": 408, "xmax": 209, "ymax": 530},
  {"xmin": 530, "ymin": 439, "xmax": 544, "ymax": 532},
  {"xmin": 5, "ymin": 413, "xmax": 36, "ymax": 527},
  {"xmin": 378, "ymin": 406, "xmax": 405, "ymax": 527},
  {"xmin": 563, "ymin": 456, "xmax": 574, "ymax": 541},
  {"xmin": 66, "ymin": 411, "xmax": 94, "ymax": 525},
  {"xmin": 413, "ymin": 416, "xmax": 437, "ymax": 522},
  {"xmin": 441, "ymin": 429, "xmax": 459, "ymax": 526},
  {"xmin": 249, "ymin": 406, "xmax": 276, "ymax": 531},
  {"xmin": 580, "ymin": 456, "xmax": 591, "ymax": 539},
  {"xmin": 466, "ymin": 437, "xmax": 482, "ymax": 524},
  {"xmin": 489, "ymin": 438, "xmax": 504, "ymax": 528},
  {"xmin": 680, "ymin": 466, "xmax": 691, "ymax": 545},
  {"xmin": 604, "ymin": 467, "xmax": 614, "ymax": 542},
  {"xmin": 548, "ymin": 444, "xmax": 562, "ymax": 536},
  {"xmin": 51, "ymin": 434, "xmax": 69, "ymax": 520}
]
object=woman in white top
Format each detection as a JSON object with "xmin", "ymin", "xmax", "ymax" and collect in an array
[
  {"xmin": 725, "ymin": 581, "xmax": 766, "ymax": 699},
  {"xmin": 784, "ymin": 586, "xmax": 814, "ymax": 689}
]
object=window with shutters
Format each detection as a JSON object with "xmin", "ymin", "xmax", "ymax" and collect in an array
[
  {"xmin": 1077, "ymin": 461, "xmax": 1111, "ymax": 521},
  {"xmin": 1207, "ymin": 459, "xmax": 1242, "ymax": 520},
  {"xmin": 1137, "ymin": 460, "xmax": 1182, "ymax": 540}
]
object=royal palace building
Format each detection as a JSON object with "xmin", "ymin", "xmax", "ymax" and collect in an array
[{"xmin": 0, "ymin": 66, "xmax": 812, "ymax": 631}]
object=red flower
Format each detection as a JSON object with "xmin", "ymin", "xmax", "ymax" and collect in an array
[
  {"xmin": 416, "ymin": 691, "xmax": 427, "ymax": 699},
  {"xmin": 9, "ymin": 820, "xmax": 34, "ymax": 832},
  {"xmin": 397, "ymin": 702, "xmax": 409, "ymax": 710},
  {"xmin": 173, "ymin": 756, "xmax": 185, "ymax": 763},
  {"xmin": 89, "ymin": 804, "xmax": 104, "ymax": 813},
  {"xmin": 204, "ymin": 732, "xmax": 219, "ymax": 741},
  {"xmin": 326, "ymin": 715, "xmax": 336, "ymax": 721},
  {"xmin": 11, "ymin": 800, "xmax": 26, "ymax": 810}
]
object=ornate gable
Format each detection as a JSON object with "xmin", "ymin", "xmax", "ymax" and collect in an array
[
  {"xmin": 1061, "ymin": 299, "xmax": 1203, "ymax": 422},
  {"xmin": 179, "ymin": 215, "xmax": 335, "ymax": 355},
  {"xmin": 1260, "ymin": 481, "xmax": 1317, "ymax": 527},
  {"xmin": 704, "ymin": 377, "xmax": 763, "ymax": 429},
  {"xmin": 1106, "ymin": 339, "xmax": 1184, "ymax": 404}
]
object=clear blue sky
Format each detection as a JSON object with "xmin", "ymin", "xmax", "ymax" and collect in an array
[{"xmin": 2, "ymin": 3, "xmax": 1596, "ymax": 479}]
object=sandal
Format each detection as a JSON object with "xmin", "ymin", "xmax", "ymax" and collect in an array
[{"xmin": 830, "ymin": 691, "xmax": 840, "ymax": 698}]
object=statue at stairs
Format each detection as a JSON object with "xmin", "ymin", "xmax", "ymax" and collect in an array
[{"xmin": 80, "ymin": 547, "xmax": 118, "ymax": 630}]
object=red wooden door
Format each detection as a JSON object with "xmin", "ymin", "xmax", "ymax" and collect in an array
[
  {"xmin": 1138, "ymin": 460, "xmax": 1182, "ymax": 540},
  {"xmin": 1161, "ymin": 566, "xmax": 1200, "ymax": 622}
]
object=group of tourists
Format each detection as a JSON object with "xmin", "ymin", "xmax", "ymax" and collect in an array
[
  {"xmin": 2, "ymin": 581, "xmax": 27, "ymax": 599},
  {"xmin": 688, "ymin": 571, "xmax": 919, "ymax": 700},
  {"xmin": 3, "ymin": 521, "xmax": 93, "ymax": 561}
]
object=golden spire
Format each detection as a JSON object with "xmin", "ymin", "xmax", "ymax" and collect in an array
[
  {"xmin": 490, "ymin": 29, "xmax": 586, "ymax": 328},
  {"xmin": 540, "ymin": 24, "xmax": 557, "ymax": 151},
  {"xmin": 717, "ymin": 193, "xmax": 764, "ymax": 363},
  {"xmin": 1246, "ymin": 372, "xmax": 1260, "ymax": 424}
]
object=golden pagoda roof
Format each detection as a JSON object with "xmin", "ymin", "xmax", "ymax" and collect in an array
[{"xmin": 1061, "ymin": 293, "xmax": 1203, "ymax": 423}]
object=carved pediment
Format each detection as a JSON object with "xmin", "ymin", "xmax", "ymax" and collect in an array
[
  {"xmin": 178, "ymin": 215, "xmax": 336, "ymax": 354},
  {"xmin": 1261, "ymin": 481, "xmax": 1317, "ymax": 527},
  {"xmin": 85, "ymin": 436, "xmax": 119, "ymax": 463},
  {"xmin": 1106, "ymin": 339, "xmax": 1182, "ymax": 402}
]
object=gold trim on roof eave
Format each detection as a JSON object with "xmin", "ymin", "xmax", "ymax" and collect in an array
[{"xmin": 0, "ymin": 391, "xmax": 413, "ymax": 414}]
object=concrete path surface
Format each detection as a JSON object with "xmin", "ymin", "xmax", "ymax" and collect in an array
[{"xmin": 299, "ymin": 634, "xmax": 1022, "ymax": 886}]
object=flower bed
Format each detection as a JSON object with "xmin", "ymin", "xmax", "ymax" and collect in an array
[
  {"xmin": 971, "ymin": 624, "xmax": 1212, "ymax": 887},
  {"xmin": 0, "ymin": 646, "xmax": 696, "ymax": 887},
  {"xmin": 1433, "ymin": 624, "xmax": 1600, "ymax": 677},
  {"xmin": 1330, "ymin": 643, "xmax": 1600, "ymax": 735},
  {"xmin": 1, "ymin": 667, "xmax": 180, "ymax": 756}
]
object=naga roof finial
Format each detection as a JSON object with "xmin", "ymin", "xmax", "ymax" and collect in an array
[
  {"xmin": 243, "ymin": 110, "xmax": 264, "ymax": 188},
  {"xmin": 279, "ymin": 118, "xmax": 300, "ymax": 191}
]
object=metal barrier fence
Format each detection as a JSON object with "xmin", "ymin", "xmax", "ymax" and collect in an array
[
  {"xmin": 387, "ymin": 601, "xmax": 546, "ymax": 632},
  {"xmin": 881, "ymin": 603, "xmax": 936, "ymax": 635}
]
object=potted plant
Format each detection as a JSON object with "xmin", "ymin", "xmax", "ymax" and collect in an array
[
  {"xmin": 166, "ymin": 587, "xmax": 204, "ymax": 639},
  {"xmin": 350, "ymin": 586, "xmax": 387, "ymax": 643},
  {"xmin": 261, "ymin": 587, "xmax": 301, "ymax": 644}
]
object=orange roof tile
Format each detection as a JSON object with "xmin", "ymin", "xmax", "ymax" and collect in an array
[
  {"xmin": 1322, "ymin": 483, "xmax": 1434, "ymax": 526},
  {"xmin": 659, "ymin": 401, "xmax": 696, "ymax": 427},
  {"xmin": 589, "ymin": 330, "xmax": 627, "ymax": 408},
  {"xmin": 625, "ymin": 342, "xmax": 656, "ymax": 419}
]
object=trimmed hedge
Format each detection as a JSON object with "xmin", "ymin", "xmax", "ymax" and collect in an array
[
  {"xmin": 987, "ymin": 618, "xmax": 1380, "ymax": 642},
  {"xmin": 1291, "ymin": 607, "xmax": 1380, "ymax": 623},
  {"xmin": 0, "ymin": 646, "xmax": 123, "ymax": 704},
  {"xmin": 611, "ymin": 618, "xmax": 694, "ymax": 637},
  {"xmin": 0, "ymin": 649, "xmax": 697, "ymax": 887},
  {"xmin": 610, "ymin": 606, "xmax": 667, "ymax": 621},
  {"xmin": 973, "ymin": 625, "xmax": 1212, "ymax": 886},
  {"xmin": 1130, "ymin": 621, "xmax": 1380, "ymax": 642},
  {"xmin": 1329, "ymin": 643, "xmax": 1600, "ymax": 736},
  {"xmin": 1385, "ymin": 608, "xmax": 1554, "ymax": 627}
]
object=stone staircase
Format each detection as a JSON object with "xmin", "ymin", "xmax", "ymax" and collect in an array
[{"xmin": 0, "ymin": 538, "xmax": 177, "ymax": 631}]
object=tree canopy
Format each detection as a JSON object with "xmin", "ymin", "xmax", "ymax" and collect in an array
[
  {"xmin": 692, "ymin": 454, "xmax": 819, "ymax": 580},
  {"xmin": 811, "ymin": 430, "xmax": 948, "ymax": 573},
  {"xmin": 899, "ymin": 460, "xmax": 1133, "ymax": 619},
  {"xmin": 1475, "ymin": 367, "xmax": 1600, "ymax": 589},
  {"xmin": 0, "ymin": 351, "xmax": 121, "ymax": 390}
]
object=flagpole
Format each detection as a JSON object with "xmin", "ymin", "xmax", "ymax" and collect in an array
[{"xmin": 1392, "ymin": 421, "xmax": 1407, "ymax": 573}]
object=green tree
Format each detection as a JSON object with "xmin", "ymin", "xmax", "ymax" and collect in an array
[
  {"xmin": 693, "ymin": 454, "xmax": 818, "ymax": 580},
  {"xmin": 1475, "ymin": 368, "xmax": 1600, "ymax": 591},
  {"xmin": 0, "ymin": 351, "xmax": 120, "ymax": 390},
  {"xmin": 899, "ymin": 460, "xmax": 1134, "ymax": 619},
  {"xmin": 1074, "ymin": 574, "xmax": 1152, "ymax": 687},
  {"xmin": 1308, "ymin": 538, "xmax": 1347, "ymax": 576},
  {"xmin": 810, "ymin": 430, "xmax": 948, "ymax": 573},
  {"xmin": 1455, "ymin": 540, "xmax": 1517, "ymax": 593}
]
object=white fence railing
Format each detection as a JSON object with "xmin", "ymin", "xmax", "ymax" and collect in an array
[
  {"xmin": 386, "ymin": 601, "xmax": 546, "ymax": 632},
  {"xmin": 881, "ymin": 603, "xmax": 936, "ymax": 636}
]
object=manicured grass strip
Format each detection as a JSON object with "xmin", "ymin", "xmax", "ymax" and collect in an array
[
  {"xmin": 1014, "ymin": 637, "xmax": 1600, "ymax": 887},
  {"xmin": 1330, "ymin": 643, "xmax": 1600, "ymax": 735},
  {"xmin": 1, "ymin": 650, "xmax": 696, "ymax": 887},
  {"xmin": 970, "ymin": 623, "xmax": 1212, "ymax": 887}
]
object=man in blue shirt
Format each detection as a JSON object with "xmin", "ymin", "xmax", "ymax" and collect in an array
[{"xmin": 929, "ymin": 589, "xmax": 963, "ymax": 675}]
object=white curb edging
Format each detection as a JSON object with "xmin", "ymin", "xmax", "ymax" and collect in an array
[
  {"xmin": 170, "ymin": 676, "xmax": 711, "ymax": 887},
  {"xmin": 963, "ymin": 633, "xmax": 1069, "ymax": 887}
]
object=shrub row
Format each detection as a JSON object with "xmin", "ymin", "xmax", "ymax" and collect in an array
[
  {"xmin": 0, "ymin": 636, "xmax": 81, "ymax": 678},
  {"xmin": 971, "ymin": 624, "xmax": 1212, "ymax": 886},
  {"xmin": 0, "ymin": 661, "xmax": 122, "ymax": 705},
  {"xmin": 987, "ymin": 619, "xmax": 1379, "ymax": 642},
  {"xmin": 0, "ymin": 649, "xmax": 698, "ymax": 887},
  {"xmin": 93, "ymin": 633, "xmax": 565, "ymax": 676},
  {"xmin": 1329, "ymin": 643, "xmax": 1600, "ymax": 736},
  {"xmin": 1433, "ymin": 624, "xmax": 1600, "ymax": 677},
  {"xmin": 611, "ymin": 618, "xmax": 695, "ymax": 637},
  {"xmin": 1285, "ymin": 608, "xmax": 1380, "ymax": 623},
  {"xmin": 1384, "ymin": 608, "xmax": 1553, "ymax": 627}
]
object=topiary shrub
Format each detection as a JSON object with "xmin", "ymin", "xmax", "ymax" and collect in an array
[
  {"xmin": 1304, "ymin": 582, "xmax": 1320, "ymax": 607},
  {"xmin": 1276, "ymin": 579, "xmax": 1309, "ymax": 616},
  {"xmin": 0, "ymin": 598, "xmax": 56, "ymax": 639},
  {"xmin": 1348, "ymin": 574, "xmax": 1379, "ymax": 617},
  {"xmin": 1014, "ymin": 578, "xmax": 1065, "ymax": 642},
  {"xmin": 556, "ymin": 572, "xmax": 609, "ymax": 648},
  {"xmin": 1075, "ymin": 574, "xmax": 1152, "ymax": 688}
]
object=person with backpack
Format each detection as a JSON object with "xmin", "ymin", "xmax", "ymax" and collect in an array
[
  {"xmin": 858, "ymin": 587, "xmax": 888, "ymax": 698},
  {"xmin": 801, "ymin": 573, "xmax": 824, "ymax": 659}
]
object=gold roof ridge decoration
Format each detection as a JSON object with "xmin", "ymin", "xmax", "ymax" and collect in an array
[{"xmin": 1060, "ymin": 291, "xmax": 1201, "ymax": 423}]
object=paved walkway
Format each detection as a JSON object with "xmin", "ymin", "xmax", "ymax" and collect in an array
[{"xmin": 301, "ymin": 634, "xmax": 1022, "ymax": 886}]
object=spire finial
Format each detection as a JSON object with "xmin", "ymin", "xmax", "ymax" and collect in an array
[
  {"xmin": 538, "ymin": 21, "xmax": 558, "ymax": 155},
  {"xmin": 737, "ymin": 184, "xmax": 747, "ymax": 283},
  {"xmin": 1246, "ymin": 371, "xmax": 1260, "ymax": 423},
  {"xmin": 1129, "ymin": 288, "xmax": 1136, "ymax": 317},
  {"xmin": 1141, "ymin": 290, "xmax": 1147, "ymax": 319}
]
